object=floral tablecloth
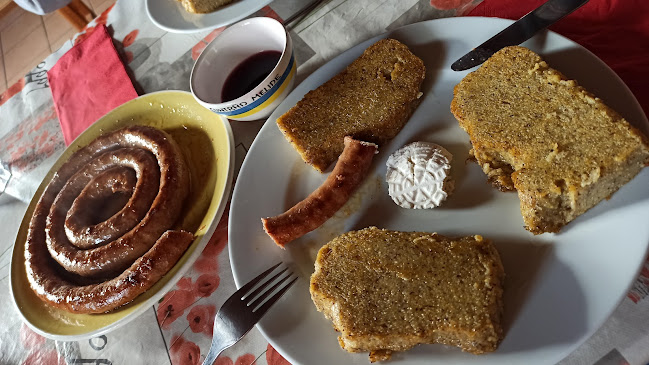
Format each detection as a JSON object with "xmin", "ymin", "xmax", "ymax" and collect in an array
[{"xmin": 1, "ymin": 0, "xmax": 648, "ymax": 364}]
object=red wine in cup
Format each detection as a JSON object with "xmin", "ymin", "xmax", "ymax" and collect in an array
[{"xmin": 221, "ymin": 50, "xmax": 282, "ymax": 102}]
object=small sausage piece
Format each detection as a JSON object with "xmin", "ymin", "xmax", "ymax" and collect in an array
[{"xmin": 262, "ymin": 136, "xmax": 378, "ymax": 247}]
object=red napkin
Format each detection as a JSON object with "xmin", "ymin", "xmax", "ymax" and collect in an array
[
  {"xmin": 468, "ymin": 0, "xmax": 649, "ymax": 117},
  {"xmin": 48, "ymin": 24, "xmax": 138, "ymax": 145}
]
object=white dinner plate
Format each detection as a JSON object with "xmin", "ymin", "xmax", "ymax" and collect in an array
[
  {"xmin": 146, "ymin": 0, "xmax": 272, "ymax": 33},
  {"xmin": 229, "ymin": 17, "xmax": 649, "ymax": 365}
]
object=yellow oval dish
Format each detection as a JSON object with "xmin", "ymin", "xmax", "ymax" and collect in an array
[{"xmin": 10, "ymin": 90, "xmax": 234, "ymax": 340}]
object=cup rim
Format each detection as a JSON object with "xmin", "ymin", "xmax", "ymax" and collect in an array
[{"xmin": 190, "ymin": 17, "xmax": 289, "ymax": 108}]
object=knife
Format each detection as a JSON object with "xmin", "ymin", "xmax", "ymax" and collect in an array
[{"xmin": 451, "ymin": 0, "xmax": 589, "ymax": 71}]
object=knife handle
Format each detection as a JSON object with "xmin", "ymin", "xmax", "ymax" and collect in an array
[
  {"xmin": 481, "ymin": 0, "xmax": 589, "ymax": 55},
  {"xmin": 451, "ymin": 0, "xmax": 590, "ymax": 71}
]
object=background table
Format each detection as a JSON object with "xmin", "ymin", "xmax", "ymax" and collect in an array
[{"xmin": 1, "ymin": 0, "xmax": 649, "ymax": 364}]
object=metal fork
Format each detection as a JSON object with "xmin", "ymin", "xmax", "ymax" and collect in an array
[{"xmin": 201, "ymin": 263, "xmax": 297, "ymax": 365}]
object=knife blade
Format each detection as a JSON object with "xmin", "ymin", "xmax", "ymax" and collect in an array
[{"xmin": 451, "ymin": 0, "xmax": 589, "ymax": 71}]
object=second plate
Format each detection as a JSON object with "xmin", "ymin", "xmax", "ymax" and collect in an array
[{"xmin": 228, "ymin": 17, "xmax": 649, "ymax": 365}]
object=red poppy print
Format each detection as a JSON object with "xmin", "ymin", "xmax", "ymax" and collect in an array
[
  {"xmin": 31, "ymin": 107, "xmax": 56, "ymax": 133},
  {"xmin": 97, "ymin": 3, "xmax": 114, "ymax": 22},
  {"xmin": 191, "ymin": 43, "xmax": 207, "ymax": 62},
  {"xmin": 194, "ymin": 215, "xmax": 229, "ymax": 273},
  {"xmin": 177, "ymin": 276, "xmax": 194, "ymax": 291},
  {"xmin": 201, "ymin": 214, "xmax": 229, "ymax": 257},
  {"xmin": 234, "ymin": 354, "xmax": 256, "ymax": 365},
  {"xmin": 193, "ymin": 255, "xmax": 218, "ymax": 274},
  {"xmin": 20, "ymin": 324, "xmax": 46, "ymax": 349},
  {"xmin": 0, "ymin": 78, "xmax": 26, "ymax": 107},
  {"xmin": 38, "ymin": 130, "xmax": 49, "ymax": 145},
  {"xmin": 21, "ymin": 349, "xmax": 66, "ymax": 365},
  {"xmin": 187, "ymin": 304, "xmax": 217, "ymax": 335},
  {"xmin": 170, "ymin": 334, "xmax": 186, "ymax": 349},
  {"xmin": 157, "ymin": 289, "xmax": 197, "ymax": 329},
  {"xmin": 195, "ymin": 251, "xmax": 220, "ymax": 271},
  {"xmin": 123, "ymin": 51, "xmax": 134, "ymax": 64},
  {"xmin": 266, "ymin": 344, "xmax": 291, "ymax": 365},
  {"xmin": 170, "ymin": 336, "xmax": 201, "ymax": 365},
  {"xmin": 213, "ymin": 357, "xmax": 233, "ymax": 365},
  {"xmin": 204, "ymin": 28, "xmax": 223, "ymax": 44},
  {"xmin": 194, "ymin": 273, "xmax": 220, "ymax": 297},
  {"xmin": 122, "ymin": 30, "xmax": 139, "ymax": 48},
  {"xmin": 74, "ymin": 25, "xmax": 98, "ymax": 45},
  {"xmin": 191, "ymin": 28, "xmax": 225, "ymax": 61},
  {"xmin": 429, "ymin": 0, "xmax": 473, "ymax": 10},
  {"xmin": 210, "ymin": 354, "xmax": 256, "ymax": 365}
]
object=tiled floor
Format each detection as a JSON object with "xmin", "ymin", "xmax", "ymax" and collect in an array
[{"xmin": 0, "ymin": 0, "xmax": 115, "ymax": 94}]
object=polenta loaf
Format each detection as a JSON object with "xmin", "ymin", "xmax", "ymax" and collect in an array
[
  {"xmin": 310, "ymin": 227, "xmax": 505, "ymax": 362},
  {"xmin": 451, "ymin": 46, "xmax": 649, "ymax": 234},
  {"xmin": 277, "ymin": 39, "xmax": 425, "ymax": 172}
]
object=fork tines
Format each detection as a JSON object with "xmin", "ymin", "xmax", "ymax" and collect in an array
[
  {"xmin": 239, "ymin": 263, "xmax": 297, "ymax": 315},
  {"xmin": 201, "ymin": 263, "xmax": 297, "ymax": 365}
]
